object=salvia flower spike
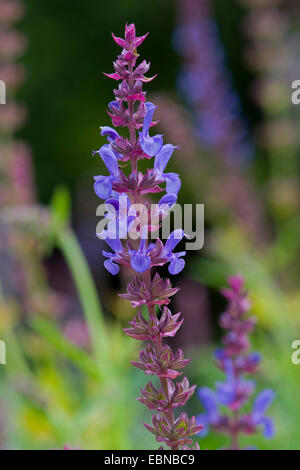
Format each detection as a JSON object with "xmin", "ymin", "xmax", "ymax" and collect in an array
[
  {"xmin": 93, "ymin": 24, "xmax": 202, "ymax": 449},
  {"xmin": 197, "ymin": 275, "xmax": 275, "ymax": 449}
]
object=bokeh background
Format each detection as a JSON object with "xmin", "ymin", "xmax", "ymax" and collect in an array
[{"xmin": 1, "ymin": 0, "xmax": 300, "ymax": 449}]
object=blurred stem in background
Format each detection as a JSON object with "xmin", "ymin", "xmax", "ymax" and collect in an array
[{"xmin": 53, "ymin": 213, "xmax": 109, "ymax": 366}]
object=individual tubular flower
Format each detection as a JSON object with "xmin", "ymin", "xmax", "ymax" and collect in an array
[
  {"xmin": 101, "ymin": 237, "xmax": 124, "ymax": 275},
  {"xmin": 92, "ymin": 24, "xmax": 202, "ymax": 449},
  {"xmin": 197, "ymin": 275, "xmax": 275, "ymax": 449},
  {"xmin": 93, "ymin": 144, "xmax": 120, "ymax": 199},
  {"xmin": 162, "ymin": 229, "xmax": 186, "ymax": 275},
  {"xmin": 154, "ymin": 144, "xmax": 181, "ymax": 196},
  {"xmin": 139, "ymin": 102, "xmax": 163, "ymax": 156}
]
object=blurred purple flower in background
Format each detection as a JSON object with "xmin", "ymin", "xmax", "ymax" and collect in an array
[
  {"xmin": 197, "ymin": 275, "xmax": 275, "ymax": 449},
  {"xmin": 174, "ymin": 0, "xmax": 253, "ymax": 165}
]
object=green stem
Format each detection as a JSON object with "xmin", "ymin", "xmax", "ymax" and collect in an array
[{"xmin": 55, "ymin": 227, "xmax": 108, "ymax": 366}]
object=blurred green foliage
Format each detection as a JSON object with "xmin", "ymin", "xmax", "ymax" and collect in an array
[{"xmin": 0, "ymin": 195, "xmax": 155, "ymax": 449}]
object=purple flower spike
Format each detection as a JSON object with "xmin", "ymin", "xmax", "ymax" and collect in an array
[
  {"xmin": 139, "ymin": 102, "xmax": 163, "ymax": 157},
  {"xmin": 197, "ymin": 276, "xmax": 275, "ymax": 449},
  {"xmin": 93, "ymin": 24, "xmax": 201, "ymax": 450}
]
